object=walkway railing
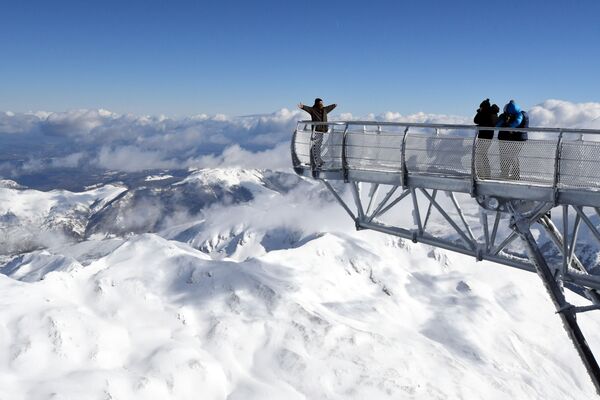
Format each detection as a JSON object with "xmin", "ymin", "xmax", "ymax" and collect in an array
[{"xmin": 291, "ymin": 121, "xmax": 600, "ymax": 207}]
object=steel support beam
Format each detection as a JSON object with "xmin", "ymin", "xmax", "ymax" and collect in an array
[{"xmin": 513, "ymin": 218, "xmax": 600, "ymax": 395}]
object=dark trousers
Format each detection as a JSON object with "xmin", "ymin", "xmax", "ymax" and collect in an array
[{"xmin": 310, "ymin": 130, "xmax": 325, "ymax": 168}]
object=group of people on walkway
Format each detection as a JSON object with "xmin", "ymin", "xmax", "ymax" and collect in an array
[
  {"xmin": 298, "ymin": 96, "xmax": 530, "ymax": 181},
  {"xmin": 474, "ymin": 98, "xmax": 529, "ymax": 180}
]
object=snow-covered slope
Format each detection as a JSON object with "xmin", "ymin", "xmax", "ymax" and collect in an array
[
  {"xmin": 0, "ymin": 184, "xmax": 126, "ymax": 255},
  {"xmin": 1, "ymin": 168, "xmax": 600, "ymax": 399}
]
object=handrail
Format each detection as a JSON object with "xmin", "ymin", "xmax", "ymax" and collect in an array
[
  {"xmin": 292, "ymin": 120, "xmax": 600, "ymax": 205},
  {"xmin": 298, "ymin": 120, "xmax": 600, "ymax": 135}
]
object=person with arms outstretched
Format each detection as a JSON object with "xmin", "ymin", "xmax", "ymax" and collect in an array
[{"xmin": 298, "ymin": 98, "xmax": 337, "ymax": 173}]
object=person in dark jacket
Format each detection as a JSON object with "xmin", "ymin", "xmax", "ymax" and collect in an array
[
  {"xmin": 298, "ymin": 98, "xmax": 337, "ymax": 171},
  {"xmin": 496, "ymin": 100, "xmax": 529, "ymax": 180},
  {"xmin": 474, "ymin": 99, "xmax": 499, "ymax": 139},
  {"xmin": 473, "ymin": 99, "xmax": 500, "ymax": 179},
  {"xmin": 298, "ymin": 98, "xmax": 337, "ymax": 132}
]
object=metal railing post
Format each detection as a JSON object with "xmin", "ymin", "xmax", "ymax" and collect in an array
[
  {"xmin": 309, "ymin": 124, "xmax": 316, "ymax": 176},
  {"xmin": 470, "ymin": 128, "xmax": 479, "ymax": 197},
  {"xmin": 401, "ymin": 126, "xmax": 410, "ymax": 188},
  {"xmin": 290, "ymin": 125, "xmax": 303, "ymax": 174},
  {"xmin": 341, "ymin": 123, "xmax": 350, "ymax": 182},
  {"xmin": 553, "ymin": 130, "xmax": 564, "ymax": 204}
]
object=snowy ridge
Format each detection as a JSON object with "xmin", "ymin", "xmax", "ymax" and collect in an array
[
  {"xmin": 0, "ymin": 184, "xmax": 126, "ymax": 255},
  {"xmin": 1, "ymin": 167, "xmax": 599, "ymax": 399},
  {"xmin": 180, "ymin": 168, "xmax": 265, "ymax": 187}
]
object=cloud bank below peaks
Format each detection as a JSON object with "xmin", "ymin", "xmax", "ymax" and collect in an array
[{"xmin": 0, "ymin": 100, "xmax": 599, "ymax": 176}]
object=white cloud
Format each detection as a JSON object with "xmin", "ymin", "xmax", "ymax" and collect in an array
[
  {"xmin": 194, "ymin": 143, "xmax": 291, "ymax": 170},
  {"xmin": 1, "ymin": 100, "xmax": 600, "ymax": 176},
  {"xmin": 96, "ymin": 146, "xmax": 178, "ymax": 172},
  {"xmin": 49, "ymin": 152, "xmax": 85, "ymax": 168},
  {"xmin": 528, "ymin": 99, "xmax": 600, "ymax": 129}
]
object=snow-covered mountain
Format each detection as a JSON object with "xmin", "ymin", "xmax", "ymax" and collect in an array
[{"xmin": 1, "ymin": 167, "xmax": 600, "ymax": 399}]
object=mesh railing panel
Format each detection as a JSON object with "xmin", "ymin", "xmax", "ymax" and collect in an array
[
  {"xmin": 559, "ymin": 141, "xmax": 600, "ymax": 189},
  {"xmin": 405, "ymin": 135, "xmax": 472, "ymax": 176},
  {"xmin": 475, "ymin": 139, "xmax": 557, "ymax": 185},
  {"xmin": 293, "ymin": 128, "xmax": 344, "ymax": 170},
  {"xmin": 344, "ymin": 130, "xmax": 404, "ymax": 172},
  {"xmin": 293, "ymin": 123, "xmax": 600, "ymax": 192},
  {"xmin": 293, "ymin": 129, "xmax": 313, "ymax": 165}
]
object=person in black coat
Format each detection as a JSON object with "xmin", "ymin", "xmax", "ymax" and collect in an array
[
  {"xmin": 473, "ymin": 99, "xmax": 499, "ymax": 179},
  {"xmin": 298, "ymin": 98, "xmax": 337, "ymax": 173},
  {"xmin": 474, "ymin": 98, "xmax": 499, "ymax": 139},
  {"xmin": 298, "ymin": 98, "xmax": 337, "ymax": 133}
]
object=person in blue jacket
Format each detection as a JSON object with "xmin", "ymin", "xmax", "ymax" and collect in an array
[{"xmin": 496, "ymin": 100, "xmax": 529, "ymax": 179}]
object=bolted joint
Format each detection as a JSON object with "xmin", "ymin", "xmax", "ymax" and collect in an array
[
  {"xmin": 511, "ymin": 216, "xmax": 531, "ymax": 234},
  {"xmin": 476, "ymin": 244, "xmax": 485, "ymax": 261},
  {"xmin": 355, "ymin": 219, "xmax": 363, "ymax": 231},
  {"xmin": 556, "ymin": 303, "xmax": 575, "ymax": 315},
  {"xmin": 411, "ymin": 230, "xmax": 418, "ymax": 243}
]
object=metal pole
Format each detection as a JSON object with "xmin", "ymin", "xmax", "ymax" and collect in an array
[
  {"xmin": 481, "ymin": 209, "xmax": 490, "ymax": 250},
  {"xmin": 575, "ymin": 206, "xmax": 600, "ymax": 247},
  {"xmin": 513, "ymin": 218, "xmax": 600, "ymax": 395},
  {"xmin": 365, "ymin": 183, "xmax": 380, "ymax": 216},
  {"xmin": 470, "ymin": 130, "xmax": 479, "ymax": 196},
  {"xmin": 309, "ymin": 125, "xmax": 316, "ymax": 176},
  {"xmin": 401, "ymin": 127, "xmax": 410, "ymax": 188},
  {"xmin": 359, "ymin": 220, "xmax": 535, "ymax": 272},
  {"xmin": 351, "ymin": 181, "xmax": 365, "ymax": 220},
  {"xmin": 569, "ymin": 213, "xmax": 582, "ymax": 265},
  {"xmin": 419, "ymin": 188, "xmax": 475, "ymax": 250},
  {"xmin": 341, "ymin": 123, "xmax": 350, "ymax": 182},
  {"xmin": 539, "ymin": 216, "xmax": 600, "ymax": 303},
  {"xmin": 371, "ymin": 189, "xmax": 411, "ymax": 220},
  {"xmin": 295, "ymin": 119, "xmax": 600, "ymax": 135},
  {"xmin": 448, "ymin": 192, "xmax": 476, "ymax": 242},
  {"xmin": 491, "ymin": 231, "xmax": 519, "ymax": 256},
  {"xmin": 553, "ymin": 130, "xmax": 564, "ymax": 203},
  {"xmin": 422, "ymin": 189, "xmax": 438, "ymax": 231},
  {"xmin": 321, "ymin": 181, "xmax": 357, "ymax": 221},
  {"xmin": 367, "ymin": 185, "xmax": 399, "ymax": 222},
  {"xmin": 411, "ymin": 187, "xmax": 423, "ymax": 235},
  {"xmin": 489, "ymin": 211, "xmax": 501, "ymax": 251},
  {"xmin": 562, "ymin": 205, "xmax": 569, "ymax": 278}
]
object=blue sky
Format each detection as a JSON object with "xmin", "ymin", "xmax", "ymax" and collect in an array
[{"xmin": 1, "ymin": 0, "xmax": 599, "ymax": 117}]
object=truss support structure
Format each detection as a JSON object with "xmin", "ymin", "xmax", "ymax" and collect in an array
[{"xmin": 323, "ymin": 180, "xmax": 600, "ymax": 395}]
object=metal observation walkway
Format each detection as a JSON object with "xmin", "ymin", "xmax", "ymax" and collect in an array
[{"xmin": 292, "ymin": 120, "xmax": 600, "ymax": 394}]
